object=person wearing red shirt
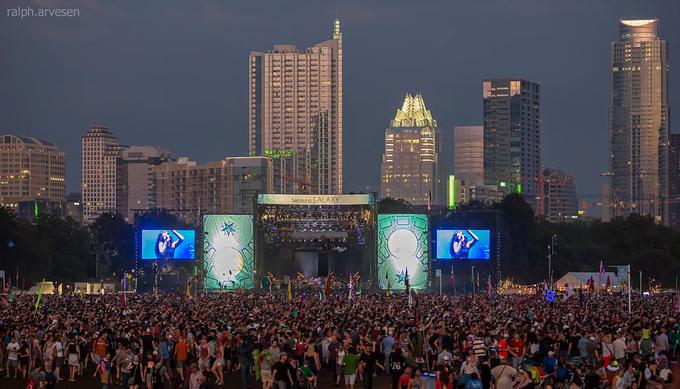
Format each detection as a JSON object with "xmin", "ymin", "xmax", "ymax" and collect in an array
[
  {"xmin": 398, "ymin": 366, "xmax": 412, "ymax": 389},
  {"xmin": 498, "ymin": 334, "xmax": 510, "ymax": 361},
  {"xmin": 509, "ymin": 333, "xmax": 525, "ymax": 369}
]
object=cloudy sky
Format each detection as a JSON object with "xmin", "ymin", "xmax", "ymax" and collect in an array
[{"xmin": 2, "ymin": 0, "xmax": 679, "ymax": 199}]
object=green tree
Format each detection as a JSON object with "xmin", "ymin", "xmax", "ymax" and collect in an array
[{"xmin": 378, "ymin": 197, "xmax": 413, "ymax": 214}]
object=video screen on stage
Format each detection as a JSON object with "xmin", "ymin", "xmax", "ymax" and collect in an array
[
  {"xmin": 377, "ymin": 214, "xmax": 429, "ymax": 290},
  {"xmin": 435, "ymin": 229, "xmax": 491, "ymax": 260},
  {"xmin": 141, "ymin": 229, "xmax": 196, "ymax": 260},
  {"xmin": 203, "ymin": 215, "xmax": 255, "ymax": 289}
]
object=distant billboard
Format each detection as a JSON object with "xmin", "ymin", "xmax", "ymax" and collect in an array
[
  {"xmin": 377, "ymin": 214, "xmax": 429, "ymax": 290},
  {"xmin": 257, "ymin": 194, "xmax": 375, "ymax": 206},
  {"xmin": 203, "ymin": 215, "xmax": 254, "ymax": 289}
]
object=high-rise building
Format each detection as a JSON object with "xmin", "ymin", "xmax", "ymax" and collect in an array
[
  {"xmin": 81, "ymin": 126, "xmax": 125, "ymax": 223},
  {"xmin": 537, "ymin": 167, "xmax": 579, "ymax": 223},
  {"xmin": 116, "ymin": 146, "xmax": 173, "ymax": 222},
  {"xmin": 669, "ymin": 134, "xmax": 680, "ymax": 226},
  {"xmin": 453, "ymin": 126, "xmax": 484, "ymax": 186},
  {"xmin": 609, "ymin": 19, "xmax": 670, "ymax": 223},
  {"xmin": 153, "ymin": 157, "xmax": 272, "ymax": 225},
  {"xmin": 66, "ymin": 192, "xmax": 82, "ymax": 223},
  {"xmin": 0, "ymin": 135, "xmax": 65, "ymax": 208},
  {"xmin": 483, "ymin": 79, "xmax": 541, "ymax": 208},
  {"xmin": 249, "ymin": 19, "xmax": 342, "ymax": 195},
  {"xmin": 381, "ymin": 93, "xmax": 444, "ymax": 205}
]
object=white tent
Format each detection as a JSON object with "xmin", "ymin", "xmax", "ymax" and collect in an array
[{"xmin": 556, "ymin": 272, "xmax": 623, "ymax": 291}]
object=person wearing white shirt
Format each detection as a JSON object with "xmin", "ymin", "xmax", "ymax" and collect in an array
[
  {"xmin": 613, "ymin": 334, "xmax": 626, "ymax": 364},
  {"xmin": 6, "ymin": 338, "xmax": 21, "ymax": 379}
]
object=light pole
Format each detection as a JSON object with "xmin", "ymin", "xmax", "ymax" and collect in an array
[
  {"xmin": 639, "ymin": 270, "xmax": 643, "ymax": 296},
  {"xmin": 548, "ymin": 234, "xmax": 556, "ymax": 289}
]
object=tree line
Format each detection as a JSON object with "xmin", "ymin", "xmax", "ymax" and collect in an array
[{"xmin": 1, "ymin": 195, "xmax": 679, "ymax": 288}]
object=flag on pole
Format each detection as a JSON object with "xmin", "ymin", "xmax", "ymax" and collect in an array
[
  {"xmin": 404, "ymin": 268, "xmax": 410, "ymax": 295},
  {"xmin": 449, "ymin": 266, "xmax": 455, "ymax": 289},
  {"xmin": 297, "ymin": 294, "xmax": 305, "ymax": 320},
  {"xmin": 185, "ymin": 281, "xmax": 191, "ymax": 298},
  {"xmin": 324, "ymin": 272, "xmax": 334, "ymax": 300},
  {"xmin": 287, "ymin": 280, "xmax": 293, "ymax": 301},
  {"xmin": 487, "ymin": 274, "xmax": 493, "ymax": 297},
  {"xmin": 348, "ymin": 275, "xmax": 354, "ymax": 304},
  {"xmin": 121, "ymin": 292, "xmax": 126, "ymax": 308},
  {"xmin": 413, "ymin": 290, "xmax": 421, "ymax": 326},
  {"xmin": 0, "ymin": 296, "xmax": 9, "ymax": 307},
  {"xmin": 605, "ymin": 274, "xmax": 611, "ymax": 290},
  {"xmin": 34, "ymin": 278, "xmax": 46, "ymax": 313},
  {"xmin": 476, "ymin": 272, "xmax": 480, "ymax": 289},
  {"xmin": 598, "ymin": 260, "xmax": 605, "ymax": 289},
  {"xmin": 386, "ymin": 272, "xmax": 392, "ymax": 297}
]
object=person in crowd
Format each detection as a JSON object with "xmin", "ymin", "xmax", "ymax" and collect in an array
[{"xmin": 0, "ymin": 286, "xmax": 677, "ymax": 389}]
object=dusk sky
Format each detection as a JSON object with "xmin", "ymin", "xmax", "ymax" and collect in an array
[{"xmin": 2, "ymin": 0, "xmax": 679, "ymax": 199}]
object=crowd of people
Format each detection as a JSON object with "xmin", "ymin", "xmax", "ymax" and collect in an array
[{"xmin": 0, "ymin": 289, "xmax": 678, "ymax": 389}]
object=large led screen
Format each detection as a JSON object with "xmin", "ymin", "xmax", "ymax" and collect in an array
[
  {"xmin": 436, "ymin": 229, "xmax": 491, "ymax": 260},
  {"xmin": 203, "ymin": 215, "xmax": 254, "ymax": 289},
  {"xmin": 141, "ymin": 229, "xmax": 196, "ymax": 260},
  {"xmin": 377, "ymin": 214, "xmax": 429, "ymax": 290}
]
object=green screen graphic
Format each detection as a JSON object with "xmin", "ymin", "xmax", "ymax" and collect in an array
[
  {"xmin": 203, "ymin": 215, "xmax": 254, "ymax": 289},
  {"xmin": 377, "ymin": 214, "xmax": 430, "ymax": 290}
]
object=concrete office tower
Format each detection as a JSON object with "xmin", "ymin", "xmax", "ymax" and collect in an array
[
  {"xmin": 249, "ymin": 19, "xmax": 342, "ymax": 195},
  {"xmin": 0, "ymin": 135, "xmax": 65, "ymax": 208},
  {"xmin": 153, "ymin": 157, "xmax": 272, "ymax": 225},
  {"xmin": 381, "ymin": 93, "xmax": 444, "ymax": 205},
  {"xmin": 537, "ymin": 167, "xmax": 579, "ymax": 223},
  {"xmin": 483, "ymin": 79, "xmax": 541, "ymax": 208},
  {"xmin": 669, "ymin": 134, "xmax": 680, "ymax": 226},
  {"xmin": 116, "ymin": 146, "xmax": 173, "ymax": 222},
  {"xmin": 609, "ymin": 19, "xmax": 670, "ymax": 223},
  {"xmin": 81, "ymin": 126, "xmax": 125, "ymax": 223},
  {"xmin": 453, "ymin": 126, "xmax": 484, "ymax": 186}
]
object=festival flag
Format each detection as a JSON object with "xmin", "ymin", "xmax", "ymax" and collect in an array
[
  {"xmin": 324, "ymin": 272, "xmax": 334, "ymax": 300},
  {"xmin": 267, "ymin": 272, "xmax": 274, "ymax": 294},
  {"xmin": 605, "ymin": 274, "xmax": 611, "ymax": 290},
  {"xmin": 598, "ymin": 260, "xmax": 605, "ymax": 289},
  {"xmin": 487, "ymin": 274, "xmax": 493, "ymax": 297},
  {"xmin": 0, "ymin": 296, "xmax": 9, "ymax": 307},
  {"xmin": 34, "ymin": 278, "xmax": 46, "ymax": 313},
  {"xmin": 404, "ymin": 268, "xmax": 410, "ymax": 295},
  {"xmin": 185, "ymin": 281, "xmax": 191, "ymax": 298},
  {"xmin": 297, "ymin": 294, "xmax": 305, "ymax": 320},
  {"xmin": 121, "ymin": 292, "xmax": 126, "ymax": 308},
  {"xmin": 386, "ymin": 272, "xmax": 392, "ymax": 297},
  {"xmin": 588, "ymin": 276, "xmax": 595, "ymax": 292},
  {"xmin": 476, "ymin": 272, "xmax": 480, "ymax": 289},
  {"xmin": 348, "ymin": 275, "xmax": 353, "ymax": 303},
  {"xmin": 287, "ymin": 280, "xmax": 293, "ymax": 301},
  {"xmin": 413, "ymin": 290, "xmax": 421, "ymax": 326},
  {"xmin": 449, "ymin": 266, "xmax": 455, "ymax": 290}
]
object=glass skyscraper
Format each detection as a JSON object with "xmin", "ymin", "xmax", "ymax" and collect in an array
[
  {"xmin": 248, "ymin": 20, "xmax": 342, "ymax": 195},
  {"xmin": 483, "ymin": 79, "xmax": 541, "ymax": 208},
  {"xmin": 609, "ymin": 19, "xmax": 670, "ymax": 223}
]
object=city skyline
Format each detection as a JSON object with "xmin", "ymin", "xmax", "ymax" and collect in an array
[{"xmin": 2, "ymin": 1, "xmax": 679, "ymax": 200}]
